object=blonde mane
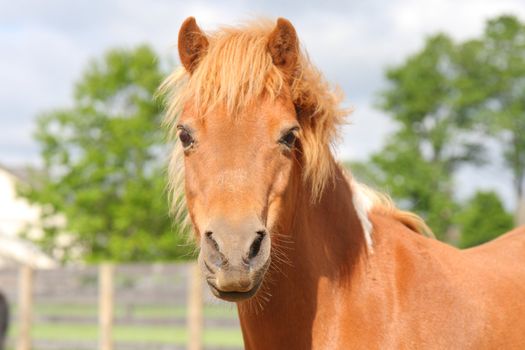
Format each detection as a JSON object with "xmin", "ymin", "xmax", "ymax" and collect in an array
[
  {"xmin": 159, "ymin": 19, "xmax": 432, "ymax": 239},
  {"xmin": 348, "ymin": 174, "xmax": 435, "ymax": 243}
]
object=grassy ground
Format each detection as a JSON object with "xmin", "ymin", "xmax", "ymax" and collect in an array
[
  {"xmin": 8, "ymin": 303, "xmax": 243, "ymax": 347},
  {"xmin": 28, "ymin": 303, "xmax": 238, "ymax": 318},
  {"xmin": 10, "ymin": 324, "xmax": 243, "ymax": 346}
]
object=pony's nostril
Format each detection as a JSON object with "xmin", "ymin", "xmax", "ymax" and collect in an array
[
  {"xmin": 247, "ymin": 231, "xmax": 266, "ymax": 261},
  {"xmin": 205, "ymin": 231, "xmax": 220, "ymax": 252}
]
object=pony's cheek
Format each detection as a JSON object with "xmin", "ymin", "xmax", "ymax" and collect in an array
[
  {"xmin": 272, "ymin": 158, "xmax": 294, "ymax": 195},
  {"xmin": 183, "ymin": 173, "xmax": 208, "ymax": 236},
  {"xmin": 265, "ymin": 196, "xmax": 285, "ymax": 233},
  {"xmin": 264, "ymin": 163, "xmax": 294, "ymax": 228}
]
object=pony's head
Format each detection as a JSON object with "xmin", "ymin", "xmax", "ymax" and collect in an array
[{"xmin": 161, "ymin": 17, "xmax": 346, "ymax": 301}]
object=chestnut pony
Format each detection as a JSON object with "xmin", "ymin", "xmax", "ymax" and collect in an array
[{"xmin": 161, "ymin": 17, "xmax": 525, "ymax": 349}]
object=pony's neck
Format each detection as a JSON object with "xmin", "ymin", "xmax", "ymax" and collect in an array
[{"xmin": 237, "ymin": 158, "xmax": 371, "ymax": 348}]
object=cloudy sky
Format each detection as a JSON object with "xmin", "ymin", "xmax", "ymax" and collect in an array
[{"xmin": 1, "ymin": 0, "xmax": 524, "ymax": 206}]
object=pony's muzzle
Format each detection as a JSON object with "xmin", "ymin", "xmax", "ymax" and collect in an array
[
  {"xmin": 215, "ymin": 267, "xmax": 253, "ymax": 292},
  {"xmin": 199, "ymin": 218, "xmax": 271, "ymax": 301}
]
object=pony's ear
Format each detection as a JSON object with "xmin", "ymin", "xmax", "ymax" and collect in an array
[
  {"xmin": 178, "ymin": 17, "xmax": 209, "ymax": 74},
  {"xmin": 268, "ymin": 18, "xmax": 299, "ymax": 77}
]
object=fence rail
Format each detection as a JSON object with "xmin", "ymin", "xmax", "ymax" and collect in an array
[{"xmin": 0, "ymin": 263, "xmax": 243, "ymax": 350}]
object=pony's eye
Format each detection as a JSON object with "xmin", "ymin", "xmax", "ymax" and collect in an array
[
  {"xmin": 178, "ymin": 127, "xmax": 194, "ymax": 149},
  {"xmin": 279, "ymin": 129, "xmax": 298, "ymax": 148}
]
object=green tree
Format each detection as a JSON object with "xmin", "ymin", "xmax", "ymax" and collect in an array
[
  {"xmin": 358, "ymin": 35, "xmax": 483, "ymax": 240},
  {"xmin": 19, "ymin": 46, "xmax": 192, "ymax": 262},
  {"xmin": 351, "ymin": 15, "xmax": 524, "ymax": 244},
  {"xmin": 457, "ymin": 191, "xmax": 514, "ymax": 248},
  {"xmin": 457, "ymin": 15, "xmax": 525, "ymax": 224}
]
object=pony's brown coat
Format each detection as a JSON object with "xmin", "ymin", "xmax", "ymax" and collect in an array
[
  {"xmin": 163, "ymin": 17, "xmax": 525, "ymax": 349},
  {"xmin": 238, "ymin": 171, "xmax": 525, "ymax": 349}
]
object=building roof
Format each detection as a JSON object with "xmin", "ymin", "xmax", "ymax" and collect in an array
[
  {"xmin": 0, "ymin": 163, "xmax": 56, "ymax": 268},
  {"xmin": 0, "ymin": 163, "xmax": 31, "ymax": 183},
  {"xmin": 0, "ymin": 233, "xmax": 56, "ymax": 268}
]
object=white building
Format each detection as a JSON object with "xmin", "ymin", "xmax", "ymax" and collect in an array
[{"xmin": 0, "ymin": 164, "xmax": 55, "ymax": 268}]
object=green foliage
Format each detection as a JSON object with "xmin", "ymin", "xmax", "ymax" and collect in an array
[
  {"xmin": 19, "ymin": 46, "xmax": 193, "ymax": 262},
  {"xmin": 457, "ymin": 15, "xmax": 525, "ymax": 212},
  {"xmin": 359, "ymin": 34, "xmax": 478, "ymax": 240},
  {"xmin": 356, "ymin": 15, "xmax": 525, "ymax": 241},
  {"xmin": 457, "ymin": 191, "xmax": 514, "ymax": 248},
  {"xmin": 367, "ymin": 136, "xmax": 459, "ymax": 238}
]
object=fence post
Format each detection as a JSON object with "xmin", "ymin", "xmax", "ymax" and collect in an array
[
  {"xmin": 99, "ymin": 264, "xmax": 114, "ymax": 350},
  {"xmin": 17, "ymin": 265, "xmax": 33, "ymax": 350},
  {"xmin": 187, "ymin": 263, "xmax": 203, "ymax": 350},
  {"xmin": 516, "ymin": 196, "xmax": 525, "ymax": 226}
]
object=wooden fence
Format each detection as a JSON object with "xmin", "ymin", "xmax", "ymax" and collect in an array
[{"xmin": 0, "ymin": 263, "xmax": 243, "ymax": 350}]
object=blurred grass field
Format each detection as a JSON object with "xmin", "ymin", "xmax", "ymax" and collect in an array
[
  {"xmin": 22, "ymin": 303, "xmax": 238, "ymax": 318},
  {"xmin": 7, "ymin": 303, "xmax": 244, "ymax": 348}
]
